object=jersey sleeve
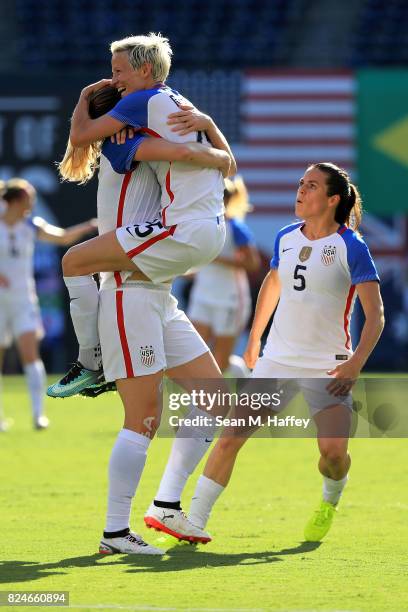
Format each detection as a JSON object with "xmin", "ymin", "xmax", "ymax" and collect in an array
[
  {"xmin": 29, "ymin": 216, "xmax": 43, "ymax": 235},
  {"xmin": 102, "ymin": 133, "xmax": 146, "ymax": 174},
  {"xmin": 230, "ymin": 219, "xmax": 254, "ymax": 247},
  {"xmin": 108, "ymin": 90, "xmax": 150, "ymax": 128},
  {"xmin": 270, "ymin": 222, "xmax": 302, "ymax": 269},
  {"xmin": 343, "ymin": 231, "xmax": 380, "ymax": 285},
  {"xmin": 270, "ymin": 232, "xmax": 280, "ymax": 269}
]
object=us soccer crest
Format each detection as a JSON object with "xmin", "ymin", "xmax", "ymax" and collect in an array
[
  {"xmin": 140, "ymin": 345, "xmax": 155, "ymax": 367},
  {"xmin": 299, "ymin": 246, "xmax": 312, "ymax": 262},
  {"xmin": 321, "ymin": 245, "xmax": 336, "ymax": 266}
]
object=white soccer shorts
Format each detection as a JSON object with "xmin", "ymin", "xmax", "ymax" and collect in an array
[
  {"xmin": 251, "ymin": 357, "xmax": 353, "ymax": 415},
  {"xmin": 188, "ymin": 299, "xmax": 251, "ymax": 337},
  {"xmin": 0, "ymin": 294, "xmax": 44, "ymax": 347},
  {"xmin": 116, "ymin": 216, "xmax": 225, "ymax": 283},
  {"xmin": 98, "ymin": 283, "xmax": 209, "ymax": 382}
]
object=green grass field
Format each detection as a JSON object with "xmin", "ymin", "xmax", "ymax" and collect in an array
[{"xmin": 1, "ymin": 375, "xmax": 408, "ymax": 612}]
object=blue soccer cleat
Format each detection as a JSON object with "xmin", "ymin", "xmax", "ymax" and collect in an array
[{"xmin": 47, "ymin": 362, "xmax": 104, "ymax": 398}]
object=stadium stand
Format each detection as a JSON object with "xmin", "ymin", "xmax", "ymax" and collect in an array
[
  {"xmin": 352, "ymin": 0, "xmax": 408, "ymax": 65},
  {"xmin": 11, "ymin": 0, "xmax": 408, "ymax": 72}
]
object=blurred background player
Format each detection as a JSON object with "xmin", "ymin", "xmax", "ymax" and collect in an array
[
  {"xmin": 188, "ymin": 163, "xmax": 385, "ymax": 542},
  {"xmin": 0, "ymin": 179, "xmax": 95, "ymax": 430},
  {"xmin": 188, "ymin": 175, "xmax": 260, "ymax": 373}
]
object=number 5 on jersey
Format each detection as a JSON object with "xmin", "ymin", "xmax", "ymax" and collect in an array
[{"xmin": 293, "ymin": 264, "xmax": 306, "ymax": 291}]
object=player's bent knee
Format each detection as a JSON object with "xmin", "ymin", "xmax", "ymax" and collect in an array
[
  {"xmin": 62, "ymin": 246, "xmax": 82, "ymax": 276},
  {"xmin": 320, "ymin": 444, "xmax": 347, "ymax": 466},
  {"xmin": 216, "ymin": 435, "xmax": 246, "ymax": 455}
]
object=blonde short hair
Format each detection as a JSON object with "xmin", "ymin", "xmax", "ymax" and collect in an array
[{"xmin": 111, "ymin": 32, "xmax": 172, "ymax": 83}]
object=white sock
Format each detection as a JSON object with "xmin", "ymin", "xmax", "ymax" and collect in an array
[
  {"xmin": 24, "ymin": 360, "xmax": 46, "ymax": 421},
  {"xmin": 323, "ymin": 475, "xmax": 348, "ymax": 505},
  {"xmin": 154, "ymin": 407, "xmax": 216, "ymax": 504},
  {"xmin": 63, "ymin": 275, "xmax": 101, "ymax": 370},
  {"xmin": 105, "ymin": 429, "xmax": 151, "ymax": 533},
  {"xmin": 189, "ymin": 475, "xmax": 225, "ymax": 529}
]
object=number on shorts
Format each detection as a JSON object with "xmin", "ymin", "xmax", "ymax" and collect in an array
[{"xmin": 126, "ymin": 220, "xmax": 163, "ymax": 239}]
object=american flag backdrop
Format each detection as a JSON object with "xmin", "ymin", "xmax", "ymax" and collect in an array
[
  {"xmin": 232, "ymin": 70, "xmax": 407, "ymax": 265},
  {"xmin": 233, "ymin": 69, "xmax": 355, "ymax": 214}
]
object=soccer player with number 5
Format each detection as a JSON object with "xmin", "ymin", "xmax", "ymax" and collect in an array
[{"xmin": 188, "ymin": 163, "xmax": 385, "ymax": 542}]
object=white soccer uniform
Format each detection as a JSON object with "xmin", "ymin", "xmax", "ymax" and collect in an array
[
  {"xmin": 188, "ymin": 218, "xmax": 254, "ymax": 336},
  {"xmin": 252, "ymin": 221, "xmax": 380, "ymax": 413},
  {"xmin": 107, "ymin": 85, "xmax": 225, "ymax": 282},
  {"xmin": 0, "ymin": 217, "xmax": 44, "ymax": 346},
  {"xmin": 96, "ymin": 140, "xmax": 208, "ymax": 382}
]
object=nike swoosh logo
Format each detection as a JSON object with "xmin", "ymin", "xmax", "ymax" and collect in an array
[
  {"xmin": 70, "ymin": 297, "xmax": 79, "ymax": 301},
  {"xmin": 282, "ymin": 248, "xmax": 293, "ymax": 253},
  {"xmin": 205, "ymin": 438, "xmax": 213, "ymax": 443}
]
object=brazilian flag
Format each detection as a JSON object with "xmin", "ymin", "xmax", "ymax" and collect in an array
[{"xmin": 357, "ymin": 70, "xmax": 408, "ymax": 213}]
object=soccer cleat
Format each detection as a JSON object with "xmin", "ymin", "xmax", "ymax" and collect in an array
[
  {"xmin": 47, "ymin": 362, "xmax": 104, "ymax": 398},
  {"xmin": 34, "ymin": 415, "xmax": 49, "ymax": 430},
  {"xmin": 80, "ymin": 380, "xmax": 117, "ymax": 398},
  {"xmin": 304, "ymin": 500, "xmax": 337, "ymax": 542},
  {"xmin": 144, "ymin": 503, "xmax": 212, "ymax": 544},
  {"xmin": 99, "ymin": 531, "xmax": 164, "ymax": 555}
]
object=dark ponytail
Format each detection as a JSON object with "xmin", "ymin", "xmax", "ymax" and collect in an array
[{"xmin": 310, "ymin": 162, "xmax": 363, "ymax": 232}]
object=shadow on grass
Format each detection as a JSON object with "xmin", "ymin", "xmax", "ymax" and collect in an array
[{"xmin": 1, "ymin": 541, "xmax": 320, "ymax": 584}]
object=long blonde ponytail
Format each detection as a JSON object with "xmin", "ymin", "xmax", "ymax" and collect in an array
[{"xmin": 58, "ymin": 140, "xmax": 101, "ymax": 184}]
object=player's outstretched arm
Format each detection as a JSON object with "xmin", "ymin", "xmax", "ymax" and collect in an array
[
  {"xmin": 244, "ymin": 269, "xmax": 281, "ymax": 369},
  {"xmin": 34, "ymin": 217, "xmax": 97, "ymax": 246},
  {"xmin": 70, "ymin": 80, "xmax": 125, "ymax": 148},
  {"xmin": 167, "ymin": 105, "xmax": 237, "ymax": 176},
  {"xmin": 133, "ymin": 137, "xmax": 231, "ymax": 176}
]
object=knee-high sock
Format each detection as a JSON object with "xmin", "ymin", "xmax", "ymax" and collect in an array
[
  {"xmin": 189, "ymin": 475, "xmax": 225, "ymax": 529},
  {"xmin": 63, "ymin": 275, "xmax": 101, "ymax": 370},
  {"xmin": 24, "ymin": 360, "xmax": 46, "ymax": 421},
  {"xmin": 323, "ymin": 475, "xmax": 348, "ymax": 505},
  {"xmin": 105, "ymin": 429, "xmax": 151, "ymax": 533},
  {"xmin": 154, "ymin": 407, "xmax": 216, "ymax": 504}
]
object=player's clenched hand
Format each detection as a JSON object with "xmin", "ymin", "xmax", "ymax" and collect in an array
[
  {"xmin": 326, "ymin": 359, "xmax": 361, "ymax": 396},
  {"xmin": 244, "ymin": 337, "xmax": 261, "ymax": 369},
  {"xmin": 110, "ymin": 127, "xmax": 136, "ymax": 144},
  {"xmin": 167, "ymin": 104, "xmax": 213, "ymax": 135},
  {"xmin": 0, "ymin": 273, "xmax": 10, "ymax": 288},
  {"xmin": 81, "ymin": 79, "xmax": 112, "ymax": 100}
]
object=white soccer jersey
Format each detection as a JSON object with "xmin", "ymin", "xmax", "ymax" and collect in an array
[
  {"xmin": 108, "ymin": 85, "xmax": 224, "ymax": 226},
  {"xmin": 263, "ymin": 222, "xmax": 380, "ymax": 369},
  {"xmin": 189, "ymin": 218, "xmax": 253, "ymax": 308},
  {"xmin": 97, "ymin": 146, "xmax": 161, "ymax": 289},
  {"xmin": 0, "ymin": 217, "xmax": 37, "ymax": 296}
]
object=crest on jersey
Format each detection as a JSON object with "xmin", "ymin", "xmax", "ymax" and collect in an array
[
  {"xmin": 321, "ymin": 245, "xmax": 337, "ymax": 266},
  {"xmin": 140, "ymin": 345, "xmax": 155, "ymax": 367},
  {"xmin": 299, "ymin": 246, "xmax": 312, "ymax": 262}
]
